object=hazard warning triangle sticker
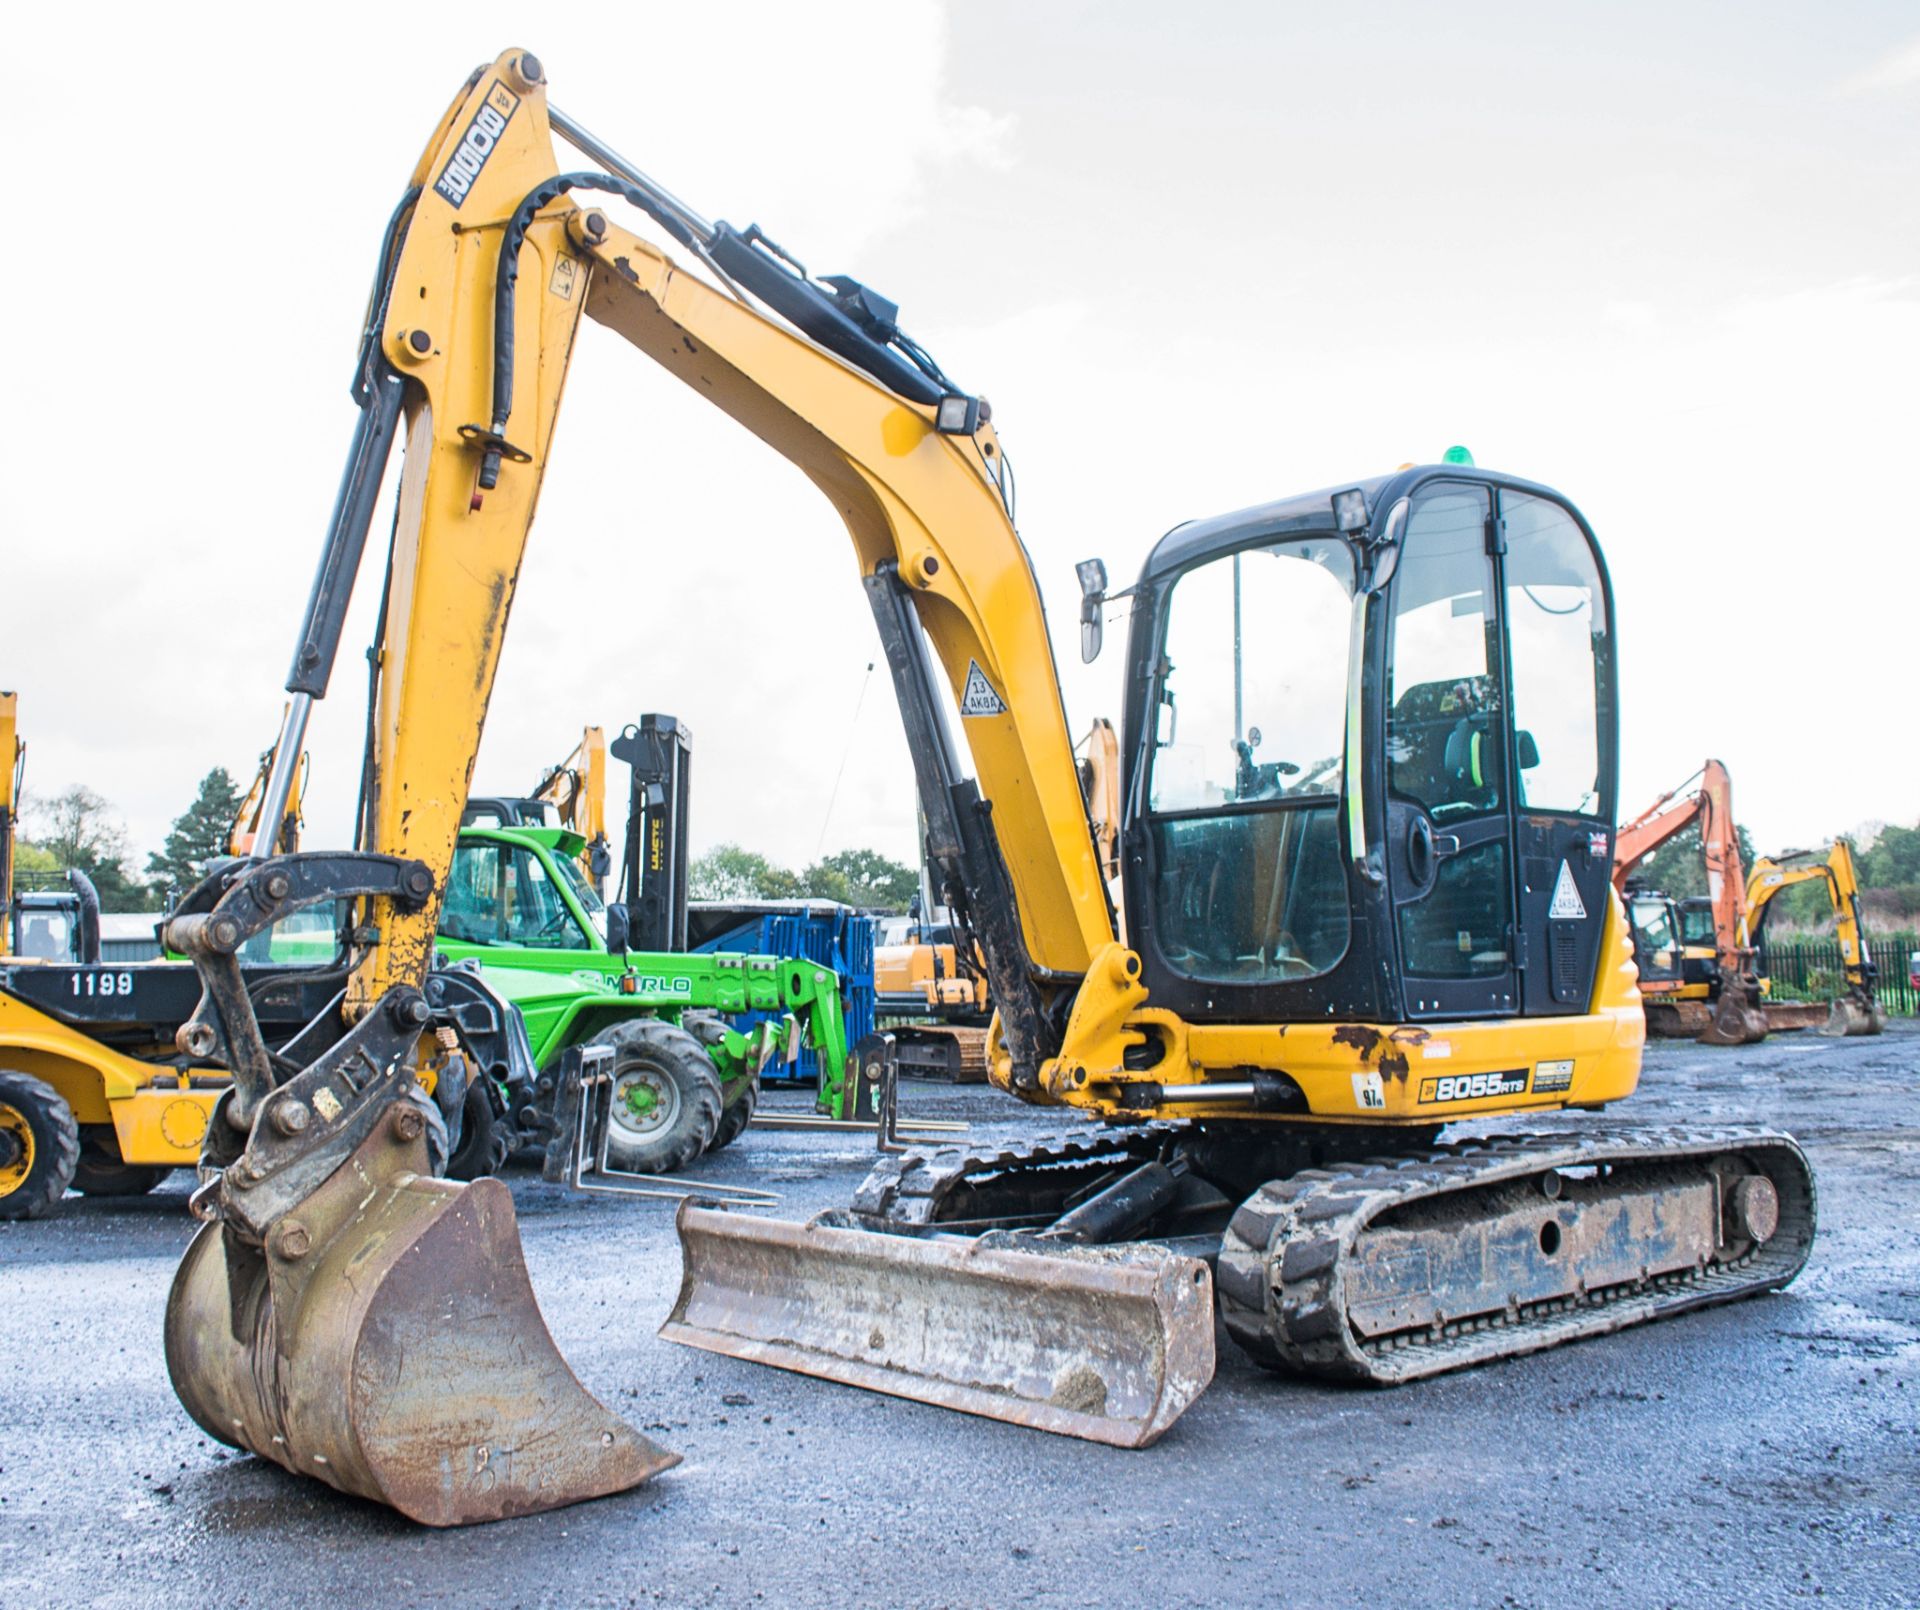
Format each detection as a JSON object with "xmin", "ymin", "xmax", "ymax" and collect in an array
[
  {"xmin": 959, "ymin": 660, "xmax": 1007, "ymax": 717},
  {"xmin": 1548, "ymin": 861, "xmax": 1587, "ymax": 920}
]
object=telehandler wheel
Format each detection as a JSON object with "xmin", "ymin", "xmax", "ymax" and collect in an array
[
  {"xmin": 0, "ymin": 1070, "xmax": 81, "ymax": 1220},
  {"xmin": 710, "ymin": 1080, "xmax": 758, "ymax": 1151},
  {"xmin": 683, "ymin": 1011, "xmax": 758, "ymax": 1153},
  {"xmin": 71, "ymin": 1130, "xmax": 170, "ymax": 1198},
  {"xmin": 591, "ymin": 1017, "xmax": 721, "ymax": 1175}
]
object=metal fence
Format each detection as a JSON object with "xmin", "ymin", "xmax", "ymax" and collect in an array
[{"xmin": 1759, "ymin": 934, "xmax": 1919, "ymax": 1017}]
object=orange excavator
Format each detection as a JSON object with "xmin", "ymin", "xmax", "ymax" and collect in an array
[{"xmin": 1612, "ymin": 760, "xmax": 1769, "ymax": 1044}]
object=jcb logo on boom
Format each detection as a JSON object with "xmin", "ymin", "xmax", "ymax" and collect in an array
[
  {"xmin": 434, "ymin": 83, "xmax": 520, "ymax": 208},
  {"xmin": 1419, "ymin": 1069, "xmax": 1528, "ymax": 1104}
]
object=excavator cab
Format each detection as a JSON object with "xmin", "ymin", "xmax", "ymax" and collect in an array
[
  {"xmin": 1625, "ymin": 890, "xmax": 1687, "ymax": 989},
  {"xmin": 9, "ymin": 871, "xmax": 102, "ymax": 965},
  {"xmin": 1120, "ymin": 469, "xmax": 1618, "ymax": 1027}
]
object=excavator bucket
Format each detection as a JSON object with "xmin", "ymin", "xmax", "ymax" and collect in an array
[
  {"xmin": 1699, "ymin": 986, "xmax": 1770, "ymax": 1046},
  {"xmin": 165, "ymin": 1117, "xmax": 678, "ymax": 1526},
  {"xmin": 663, "ymin": 1205, "xmax": 1215, "ymax": 1447},
  {"xmin": 1822, "ymin": 994, "xmax": 1888, "ymax": 1037}
]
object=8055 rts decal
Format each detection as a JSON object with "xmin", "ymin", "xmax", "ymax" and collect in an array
[
  {"xmin": 434, "ymin": 82, "xmax": 520, "ymax": 207},
  {"xmin": 1419, "ymin": 1069, "xmax": 1529, "ymax": 1104}
]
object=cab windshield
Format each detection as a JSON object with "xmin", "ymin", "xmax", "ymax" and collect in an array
[
  {"xmin": 552, "ymin": 850, "xmax": 608, "ymax": 943},
  {"xmin": 1631, "ymin": 898, "xmax": 1678, "ymax": 954},
  {"xmin": 1145, "ymin": 536, "xmax": 1356, "ymax": 983}
]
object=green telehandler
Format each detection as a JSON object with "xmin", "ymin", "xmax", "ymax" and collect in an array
[{"xmin": 437, "ymin": 716, "xmax": 862, "ymax": 1181}]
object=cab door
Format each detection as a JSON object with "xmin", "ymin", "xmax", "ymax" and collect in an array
[
  {"xmin": 1499, "ymin": 490, "xmax": 1616, "ymax": 1014},
  {"xmin": 1382, "ymin": 482, "xmax": 1616, "ymax": 1021},
  {"xmin": 1383, "ymin": 484, "xmax": 1519, "ymax": 1018}
]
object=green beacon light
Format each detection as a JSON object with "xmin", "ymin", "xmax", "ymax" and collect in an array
[{"xmin": 1442, "ymin": 444, "xmax": 1475, "ymax": 465}]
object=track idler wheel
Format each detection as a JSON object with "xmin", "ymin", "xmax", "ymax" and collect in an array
[{"xmin": 165, "ymin": 1109, "xmax": 678, "ymax": 1525}]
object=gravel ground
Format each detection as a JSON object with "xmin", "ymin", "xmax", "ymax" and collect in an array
[{"xmin": 2, "ymin": 1026, "xmax": 1915, "ymax": 1609}]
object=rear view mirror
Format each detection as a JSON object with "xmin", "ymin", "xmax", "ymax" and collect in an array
[
  {"xmin": 605, "ymin": 902, "xmax": 631, "ymax": 954},
  {"xmin": 1516, "ymin": 729, "xmax": 1541, "ymax": 769},
  {"xmin": 1076, "ymin": 557, "xmax": 1108, "ymax": 663}
]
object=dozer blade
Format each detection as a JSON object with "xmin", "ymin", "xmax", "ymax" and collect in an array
[
  {"xmin": 664, "ymin": 1205, "xmax": 1214, "ymax": 1447},
  {"xmin": 166, "ymin": 1120, "xmax": 678, "ymax": 1526}
]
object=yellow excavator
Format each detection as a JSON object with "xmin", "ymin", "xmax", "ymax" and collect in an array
[
  {"xmin": 227, "ymin": 719, "xmax": 308, "ymax": 858},
  {"xmin": 160, "ymin": 51, "xmax": 1815, "ymax": 1526},
  {"xmin": 1746, "ymin": 839, "xmax": 1887, "ymax": 1036}
]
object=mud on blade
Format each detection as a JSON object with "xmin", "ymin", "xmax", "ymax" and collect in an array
[{"xmin": 665, "ymin": 1204, "xmax": 1215, "ymax": 1447}]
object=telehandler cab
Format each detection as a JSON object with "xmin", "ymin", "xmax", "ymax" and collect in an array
[{"xmin": 160, "ymin": 51, "xmax": 1814, "ymax": 1525}]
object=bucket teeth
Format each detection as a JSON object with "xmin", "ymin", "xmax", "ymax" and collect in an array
[
  {"xmin": 663, "ymin": 1204, "xmax": 1215, "ymax": 1448},
  {"xmin": 166, "ymin": 1132, "xmax": 677, "ymax": 1526}
]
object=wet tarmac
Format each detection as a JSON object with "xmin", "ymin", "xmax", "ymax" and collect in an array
[{"xmin": 3, "ymin": 1027, "xmax": 1916, "ymax": 1608}]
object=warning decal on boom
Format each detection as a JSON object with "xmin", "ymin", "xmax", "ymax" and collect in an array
[{"xmin": 959, "ymin": 661, "xmax": 1007, "ymax": 717}]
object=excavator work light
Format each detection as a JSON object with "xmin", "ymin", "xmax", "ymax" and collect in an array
[
  {"xmin": 935, "ymin": 395, "xmax": 981, "ymax": 435},
  {"xmin": 1331, "ymin": 487, "xmax": 1369, "ymax": 534}
]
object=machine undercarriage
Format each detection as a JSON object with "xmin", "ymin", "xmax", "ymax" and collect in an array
[{"xmin": 667, "ymin": 1117, "xmax": 1814, "ymax": 1441}]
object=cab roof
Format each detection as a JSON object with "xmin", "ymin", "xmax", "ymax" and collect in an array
[{"xmin": 1136, "ymin": 463, "xmax": 1585, "ymax": 586}]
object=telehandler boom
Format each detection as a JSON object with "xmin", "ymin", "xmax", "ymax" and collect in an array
[{"xmin": 163, "ymin": 51, "xmax": 1814, "ymax": 1525}]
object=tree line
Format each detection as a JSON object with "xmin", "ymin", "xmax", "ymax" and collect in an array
[
  {"xmin": 690, "ymin": 844, "xmax": 918, "ymax": 910},
  {"xmin": 16, "ymin": 768, "xmax": 924, "ymax": 917},
  {"xmin": 1628, "ymin": 819, "xmax": 1920, "ymax": 931},
  {"xmin": 30, "ymin": 762, "xmax": 1912, "ymax": 932},
  {"xmin": 13, "ymin": 770, "xmax": 240, "ymax": 911}
]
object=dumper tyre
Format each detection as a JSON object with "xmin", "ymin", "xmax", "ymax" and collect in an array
[
  {"xmin": 0, "ymin": 1069, "xmax": 81, "ymax": 1220},
  {"xmin": 71, "ymin": 1129, "xmax": 170, "ymax": 1197},
  {"xmin": 683, "ymin": 1011, "xmax": 757, "ymax": 1153},
  {"xmin": 592, "ymin": 1017, "xmax": 722, "ymax": 1174}
]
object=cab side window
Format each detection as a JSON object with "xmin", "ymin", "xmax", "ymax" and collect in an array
[
  {"xmin": 503, "ymin": 849, "xmax": 585, "ymax": 948},
  {"xmin": 441, "ymin": 843, "xmax": 503, "ymax": 943},
  {"xmin": 1385, "ymin": 490, "xmax": 1504, "ymax": 821},
  {"xmin": 440, "ymin": 843, "xmax": 587, "ymax": 949}
]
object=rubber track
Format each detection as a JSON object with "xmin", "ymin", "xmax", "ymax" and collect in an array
[
  {"xmin": 851, "ymin": 1124, "xmax": 1178, "ymax": 1226},
  {"xmin": 1213, "ymin": 1126, "xmax": 1817, "ymax": 1384}
]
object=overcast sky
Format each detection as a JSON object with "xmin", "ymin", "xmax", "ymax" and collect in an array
[{"xmin": 3, "ymin": 3, "xmax": 1915, "ymax": 880}]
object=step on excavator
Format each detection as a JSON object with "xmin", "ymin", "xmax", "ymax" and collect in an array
[
  {"xmin": 1747, "ymin": 839, "xmax": 1888, "ymax": 1036},
  {"xmin": 161, "ymin": 51, "xmax": 1816, "ymax": 1525}
]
